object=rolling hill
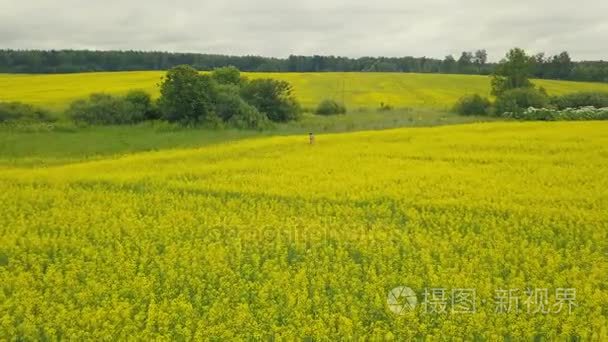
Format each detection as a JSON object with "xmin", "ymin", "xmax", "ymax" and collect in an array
[{"xmin": 2, "ymin": 72, "xmax": 608, "ymax": 111}]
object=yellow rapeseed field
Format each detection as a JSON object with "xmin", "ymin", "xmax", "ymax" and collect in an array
[
  {"xmin": 0, "ymin": 121, "xmax": 607, "ymax": 339},
  {"xmin": 2, "ymin": 71, "xmax": 608, "ymax": 110}
]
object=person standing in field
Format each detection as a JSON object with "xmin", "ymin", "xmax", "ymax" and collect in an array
[{"xmin": 309, "ymin": 132, "xmax": 315, "ymax": 145}]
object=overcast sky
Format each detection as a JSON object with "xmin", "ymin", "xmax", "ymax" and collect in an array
[{"xmin": 1, "ymin": 0, "xmax": 607, "ymax": 61}]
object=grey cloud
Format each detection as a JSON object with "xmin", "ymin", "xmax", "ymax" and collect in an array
[{"xmin": 0, "ymin": 0, "xmax": 606, "ymax": 60}]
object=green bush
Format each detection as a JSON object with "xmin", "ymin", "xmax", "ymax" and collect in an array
[
  {"xmin": 215, "ymin": 85, "xmax": 269, "ymax": 129},
  {"xmin": 0, "ymin": 102, "xmax": 56, "ymax": 123},
  {"xmin": 453, "ymin": 94, "xmax": 491, "ymax": 115},
  {"xmin": 550, "ymin": 91, "xmax": 608, "ymax": 110},
  {"xmin": 157, "ymin": 65, "xmax": 301, "ymax": 126},
  {"xmin": 241, "ymin": 79, "xmax": 301, "ymax": 122},
  {"xmin": 211, "ymin": 66, "xmax": 243, "ymax": 86},
  {"xmin": 315, "ymin": 99, "xmax": 346, "ymax": 115},
  {"xmin": 67, "ymin": 93, "xmax": 146, "ymax": 125},
  {"xmin": 124, "ymin": 90, "xmax": 160, "ymax": 120},
  {"xmin": 158, "ymin": 65, "xmax": 219, "ymax": 125},
  {"xmin": 502, "ymin": 106, "xmax": 608, "ymax": 121},
  {"xmin": 494, "ymin": 88, "xmax": 549, "ymax": 115},
  {"xmin": 227, "ymin": 104, "xmax": 270, "ymax": 129},
  {"xmin": 214, "ymin": 85, "xmax": 242, "ymax": 121}
]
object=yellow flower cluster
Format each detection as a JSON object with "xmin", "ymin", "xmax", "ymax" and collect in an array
[{"xmin": 0, "ymin": 121, "xmax": 607, "ymax": 339}]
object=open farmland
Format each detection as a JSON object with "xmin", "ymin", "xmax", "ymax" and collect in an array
[
  {"xmin": 1, "ymin": 121, "xmax": 607, "ymax": 339},
  {"xmin": 3, "ymin": 72, "xmax": 608, "ymax": 111}
]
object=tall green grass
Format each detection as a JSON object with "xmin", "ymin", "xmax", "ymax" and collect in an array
[{"xmin": 0, "ymin": 109, "xmax": 493, "ymax": 167}]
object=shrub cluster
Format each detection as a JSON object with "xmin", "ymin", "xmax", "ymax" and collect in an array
[
  {"xmin": 67, "ymin": 91, "xmax": 157, "ymax": 125},
  {"xmin": 494, "ymin": 88, "xmax": 549, "ymax": 115},
  {"xmin": 455, "ymin": 88, "xmax": 608, "ymax": 121},
  {"xmin": 452, "ymin": 94, "xmax": 491, "ymax": 115},
  {"xmin": 214, "ymin": 84, "xmax": 270, "ymax": 129},
  {"xmin": 0, "ymin": 102, "xmax": 56, "ymax": 123},
  {"xmin": 550, "ymin": 91, "xmax": 608, "ymax": 110},
  {"xmin": 239, "ymin": 78, "xmax": 301, "ymax": 122},
  {"xmin": 3, "ymin": 66, "xmax": 301, "ymax": 129},
  {"xmin": 157, "ymin": 66, "xmax": 218, "ymax": 125},
  {"xmin": 456, "ymin": 48, "xmax": 608, "ymax": 121},
  {"xmin": 315, "ymin": 99, "xmax": 346, "ymax": 115},
  {"xmin": 125, "ymin": 90, "xmax": 161, "ymax": 120},
  {"xmin": 159, "ymin": 65, "xmax": 300, "ymax": 127},
  {"xmin": 502, "ymin": 106, "xmax": 608, "ymax": 121}
]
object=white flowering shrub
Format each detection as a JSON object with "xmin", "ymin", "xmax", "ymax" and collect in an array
[{"xmin": 502, "ymin": 106, "xmax": 608, "ymax": 121}]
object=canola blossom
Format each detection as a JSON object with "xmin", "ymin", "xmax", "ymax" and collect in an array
[
  {"xmin": 0, "ymin": 121, "xmax": 607, "ymax": 339},
  {"xmin": 3, "ymin": 71, "xmax": 608, "ymax": 111}
]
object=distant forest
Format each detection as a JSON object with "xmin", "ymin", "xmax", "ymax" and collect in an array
[{"xmin": 1, "ymin": 49, "xmax": 607, "ymax": 82}]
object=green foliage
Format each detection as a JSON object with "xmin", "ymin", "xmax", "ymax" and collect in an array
[
  {"xmin": 227, "ymin": 105, "xmax": 270, "ymax": 129},
  {"xmin": 550, "ymin": 91, "xmax": 608, "ymax": 110},
  {"xmin": 0, "ymin": 109, "xmax": 493, "ymax": 167},
  {"xmin": 491, "ymin": 48, "xmax": 534, "ymax": 96},
  {"xmin": 214, "ymin": 85, "xmax": 270, "ymax": 129},
  {"xmin": 212, "ymin": 67, "xmax": 302, "ymax": 126},
  {"xmin": 315, "ymin": 99, "xmax": 346, "ymax": 115},
  {"xmin": 494, "ymin": 88, "xmax": 549, "ymax": 115},
  {"xmin": 2, "ymin": 49, "xmax": 607, "ymax": 83},
  {"xmin": 441, "ymin": 55, "xmax": 457, "ymax": 73},
  {"xmin": 241, "ymin": 79, "xmax": 301, "ymax": 122},
  {"xmin": 158, "ymin": 66, "xmax": 299, "ymax": 127},
  {"xmin": 214, "ymin": 85, "xmax": 242, "ymax": 122},
  {"xmin": 211, "ymin": 66, "xmax": 243, "ymax": 86},
  {"xmin": 158, "ymin": 65, "xmax": 218, "ymax": 125},
  {"xmin": 502, "ymin": 106, "xmax": 608, "ymax": 120},
  {"xmin": 66, "ymin": 93, "xmax": 146, "ymax": 125},
  {"xmin": 124, "ymin": 90, "xmax": 160, "ymax": 120},
  {"xmin": 532, "ymin": 51, "xmax": 574, "ymax": 80},
  {"xmin": 0, "ymin": 102, "xmax": 55, "ymax": 123},
  {"xmin": 453, "ymin": 94, "xmax": 491, "ymax": 116}
]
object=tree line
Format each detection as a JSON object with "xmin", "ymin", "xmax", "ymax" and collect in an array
[
  {"xmin": 1, "ymin": 49, "xmax": 607, "ymax": 82},
  {"xmin": 454, "ymin": 48, "xmax": 608, "ymax": 121}
]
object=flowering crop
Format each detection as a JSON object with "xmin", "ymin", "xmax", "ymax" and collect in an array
[
  {"xmin": 3, "ymin": 72, "xmax": 608, "ymax": 111},
  {"xmin": 0, "ymin": 121, "xmax": 607, "ymax": 339}
]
